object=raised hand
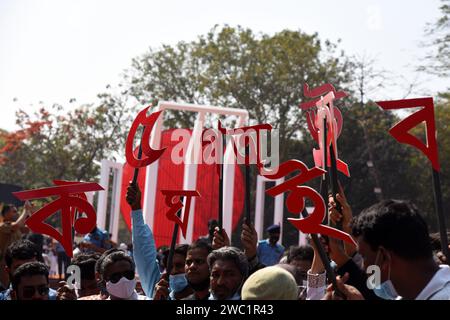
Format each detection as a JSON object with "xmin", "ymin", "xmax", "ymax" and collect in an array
[{"xmin": 126, "ymin": 182, "xmax": 142, "ymax": 211}]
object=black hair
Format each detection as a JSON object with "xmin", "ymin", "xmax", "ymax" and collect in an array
[
  {"xmin": 351, "ymin": 199, "xmax": 433, "ymax": 260},
  {"xmin": 162, "ymin": 244, "xmax": 189, "ymax": 268},
  {"xmin": 429, "ymin": 231, "xmax": 450, "ymax": 251},
  {"xmin": 208, "ymin": 219, "xmax": 218, "ymax": 228},
  {"xmin": 95, "ymin": 248, "xmax": 121, "ymax": 274},
  {"xmin": 1, "ymin": 204, "xmax": 15, "ymax": 216},
  {"xmin": 5, "ymin": 240, "xmax": 41, "ymax": 268},
  {"xmin": 99, "ymin": 250, "xmax": 135, "ymax": 277},
  {"xmin": 286, "ymin": 245, "xmax": 314, "ymax": 263},
  {"xmin": 188, "ymin": 239, "xmax": 213, "ymax": 255},
  {"xmin": 70, "ymin": 253, "xmax": 100, "ymax": 280},
  {"xmin": 275, "ymin": 263, "xmax": 304, "ymax": 285},
  {"xmin": 12, "ymin": 261, "xmax": 49, "ymax": 291},
  {"xmin": 207, "ymin": 246, "xmax": 249, "ymax": 278}
]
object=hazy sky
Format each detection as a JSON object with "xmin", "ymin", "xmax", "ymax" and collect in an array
[{"xmin": 0, "ymin": 0, "xmax": 447, "ymax": 131}]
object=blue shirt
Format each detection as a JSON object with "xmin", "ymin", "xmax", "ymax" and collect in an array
[
  {"xmin": 83, "ymin": 227, "xmax": 111, "ymax": 250},
  {"xmin": 131, "ymin": 209, "xmax": 161, "ymax": 298},
  {"xmin": 55, "ymin": 242, "xmax": 66, "ymax": 253},
  {"xmin": 257, "ymin": 239, "xmax": 285, "ymax": 266}
]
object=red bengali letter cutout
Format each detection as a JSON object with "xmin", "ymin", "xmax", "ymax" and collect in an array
[
  {"xmin": 218, "ymin": 121, "xmax": 273, "ymax": 169},
  {"xmin": 161, "ymin": 190, "xmax": 201, "ymax": 238},
  {"xmin": 376, "ymin": 97, "xmax": 440, "ymax": 171},
  {"xmin": 125, "ymin": 106, "xmax": 167, "ymax": 168},
  {"xmin": 305, "ymin": 94, "xmax": 343, "ymax": 145},
  {"xmin": 299, "ymin": 82, "xmax": 348, "ymax": 111},
  {"xmin": 13, "ymin": 182, "xmax": 104, "ymax": 257},
  {"xmin": 53, "ymin": 180, "xmax": 88, "ymax": 225},
  {"xmin": 260, "ymin": 160, "xmax": 355, "ymax": 245},
  {"xmin": 317, "ymin": 92, "xmax": 349, "ymax": 176},
  {"xmin": 302, "ymin": 87, "xmax": 349, "ymax": 177}
]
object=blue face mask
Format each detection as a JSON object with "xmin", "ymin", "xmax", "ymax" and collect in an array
[
  {"xmin": 373, "ymin": 279, "xmax": 399, "ymax": 300},
  {"xmin": 373, "ymin": 250, "xmax": 399, "ymax": 300},
  {"xmin": 169, "ymin": 273, "xmax": 188, "ymax": 293}
]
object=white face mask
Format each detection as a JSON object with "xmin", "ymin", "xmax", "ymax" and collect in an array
[{"xmin": 106, "ymin": 277, "xmax": 136, "ymax": 299}]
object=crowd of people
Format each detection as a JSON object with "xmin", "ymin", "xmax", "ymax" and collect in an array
[{"xmin": 1, "ymin": 182, "xmax": 449, "ymax": 300}]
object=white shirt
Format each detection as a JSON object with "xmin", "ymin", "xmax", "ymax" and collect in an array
[{"xmin": 415, "ymin": 265, "xmax": 450, "ymax": 300}]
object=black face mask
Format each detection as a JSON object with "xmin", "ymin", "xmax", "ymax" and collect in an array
[{"xmin": 188, "ymin": 277, "xmax": 210, "ymax": 292}]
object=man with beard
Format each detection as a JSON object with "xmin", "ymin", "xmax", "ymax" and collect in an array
[
  {"xmin": 257, "ymin": 224, "xmax": 284, "ymax": 266},
  {"xmin": 153, "ymin": 239, "xmax": 212, "ymax": 300},
  {"xmin": 208, "ymin": 246, "xmax": 248, "ymax": 300},
  {"xmin": 182, "ymin": 239, "xmax": 213, "ymax": 300}
]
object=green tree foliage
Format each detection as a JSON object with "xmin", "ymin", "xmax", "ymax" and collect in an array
[
  {"xmin": 2, "ymin": 23, "xmax": 448, "ymax": 245},
  {"xmin": 120, "ymin": 24, "xmax": 450, "ymax": 242},
  {"xmin": 406, "ymin": 93, "xmax": 450, "ymax": 230},
  {"xmin": 420, "ymin": 0, "xmax": 450, "ymax": 77},
  {"xmin": 124, "ymin": 25, "xmax": 353, "ymax": 162},
  {"xmin": 0, "ymin": 94, "xmax": 132, "ymax": 189}
]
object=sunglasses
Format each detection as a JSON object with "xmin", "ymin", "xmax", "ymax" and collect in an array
[
  {"xmin": 108, "ymin": 270, "xmax": 135, "ymax": 284},
  {"xmin": 22, "ymin": 285, "xmax": 49, "ymax": 299}
]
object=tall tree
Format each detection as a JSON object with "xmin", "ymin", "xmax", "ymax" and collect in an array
[
  {"xmin": 420, "ymin": 0, "xmax": 450, "ymax": 77},
  {"xmin": 124, "ymin": 25, "xmax": 353, "ymax": 162}
]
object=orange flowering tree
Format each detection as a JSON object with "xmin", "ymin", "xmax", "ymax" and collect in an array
[{"xmin": 0, "ymin": 94, "xmax": 132, "ymax": 189}]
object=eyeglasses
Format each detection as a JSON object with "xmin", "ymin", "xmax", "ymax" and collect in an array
[
  {"xmin": 22, "ymin": 285, "xmax": 49, "ymax": 299},
  {"xmin": 108, "ymin": 270, "xmax": 135, "ymax": 284}
]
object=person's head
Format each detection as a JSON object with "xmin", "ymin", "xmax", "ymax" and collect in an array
[
  {"xmin": 275, "ymin": 263, "xmax": 306, "ymax": 286},
  {"xmin": 207, "ymin": 246, "xmax": 248, "ymax": 300},
  {"xmin": 163, "ymin": 244, "xmax": 189, "ymax": 275},
  {"xmin": 185, "ymin": 239, "xmax": 212, "ymax": 291},
  {"xmin": 162, "ymin": 244, "xmax": 190, "ymax": 293},
  {"xmin": 207, "ymin": 219, "xmax": 219, "ymax": 237},
  {"xmin": 429, "ymin": 231, "xmax": 450, "ymax": 251},
  {"xmin": 242, "ymin": 266, "xmax": 298, "ymax": 300},
  {"xmin": 11, "ymin": 262, "xmax": 49, "ymax": 300},
  {"xmin": 286, "ymin": 245, "xmax": 313, "ymax": 280},
  {"xmin": 69, "ymin": 253, "xmax": 101, "ymax": 298},
  {"xmin": 1, "ymin": 204, "xmax": 18, "ymax": 222},
  {"xmin": 95, "ymin": 248, "xmax": 120, "ymax": 297},
  {"xmin": 352, "ymin": 199, "xmax": 434, "ymax": 299},
  {"xmin": 5, "ymin": 240, "xmax": 41, "ymax": 282},
  {"xmin": 97, "ymin": 249, "xmax": 136, "ymax": 300},
  {"xmin": 266, "ymin": 224, "xmax": 281, "ymax": 244}
]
